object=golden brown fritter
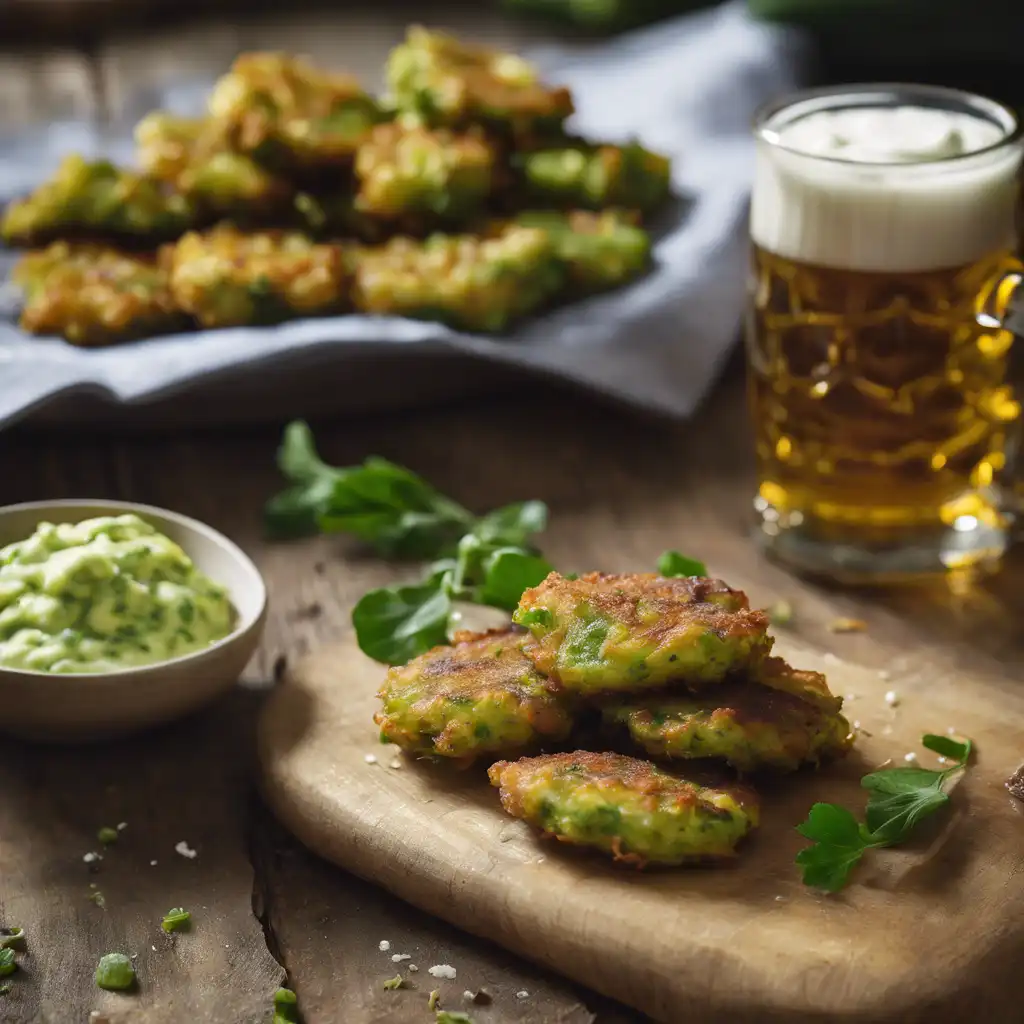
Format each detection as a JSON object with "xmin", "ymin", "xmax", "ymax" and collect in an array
[
  {"xmin": 375, "ymin": 627, "xmax": 574, "ymax": 764},
  {"xmin": 754, "ymin": 656, "xmax": 844, "ymax": 714},
  {"xmin": 168, "ymin": 224, "xmax": 349, "ymax": 328},
  {"xmin": 602, "ymin": 679, "xmax": 852, "ymax": 773},
  {"xmin": 488, "ymin": 750, "xmax": 759, "ymax": 867},
  {"xmin": 513, "ymin": 572, "xmax": 772, "ymax": 695},
  {"xmin": 14, "ymin": 242, "xmax": 186, "ymax": 346}
]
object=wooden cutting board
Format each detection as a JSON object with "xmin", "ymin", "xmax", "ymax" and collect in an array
[{"xmin": 258, "ymin": 630, "xmax": 1024, "ymax": 1023}]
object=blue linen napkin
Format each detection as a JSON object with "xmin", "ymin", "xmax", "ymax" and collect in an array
[{"xmin": 0, "ymin": 1, "xmax": 804, "ymax": 429}]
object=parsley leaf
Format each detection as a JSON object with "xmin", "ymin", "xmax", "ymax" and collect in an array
[
  {"xmin": 352, "ymin": 571, "xmax": 453, "ymax": 664},
  {"xmin": 477, "ymin": 548, "xmax": 554, "ymax": 612},
  {"xmin": 796, "ymin": 733, "xmax": 973, "ymax": 891},
  {"xmin": 657, "ymin": 549, "xmax": 707, "ymax": 578},
  {"xmin": 0, "ymin": 949, "xmax": 15, "ymax": 977}
]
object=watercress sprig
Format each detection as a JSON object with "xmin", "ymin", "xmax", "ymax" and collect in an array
[{"xmin": 796, "ymin": 733, "xmax": 972, "ymax": 892}]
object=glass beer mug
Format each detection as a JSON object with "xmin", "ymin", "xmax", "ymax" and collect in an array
[{"xmin": 746, "ymin": 85, "xmax": 1024, "ymax": 580}]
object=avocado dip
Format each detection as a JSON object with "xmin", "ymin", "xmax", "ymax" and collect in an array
[{"xmin": 0, "ymin": 513, "xmax": 236, "ymax": 673}]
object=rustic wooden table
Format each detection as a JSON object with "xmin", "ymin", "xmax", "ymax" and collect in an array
[{"xmin": 4, "ymin": 11, "xmax": 1024, "ymax": 1024}]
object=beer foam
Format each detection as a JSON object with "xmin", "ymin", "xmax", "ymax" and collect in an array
[{"xmin": 751, "ymin": 102, "xmax": 1022, "ymax": 272}]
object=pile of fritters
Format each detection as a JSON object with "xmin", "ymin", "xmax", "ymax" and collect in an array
[
  {"xmin": 3, "ymin": 30, "xmax": 672, "ymax": 346},
  {"xmin": 375, "ymin": 571, "xmax": 852, "ymax": 869}
]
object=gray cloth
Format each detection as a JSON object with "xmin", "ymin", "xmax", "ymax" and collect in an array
[{"xmin": 0, "ymin": 1, "xmax": 804, "ymax": 429}]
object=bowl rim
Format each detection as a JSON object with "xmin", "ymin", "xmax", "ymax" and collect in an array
[{"xmin": 0, "ymin": 497, "xmax": 268, "ymax": 680}]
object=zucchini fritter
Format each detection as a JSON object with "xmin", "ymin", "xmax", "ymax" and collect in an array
[
  {"xmin": 375, "ymin": 628, "xmax": 574, "ymax": 764},
  {"xmin": 520, "ymin": 142, "xmax": 671, "ymax": 214},
  {"xmin": 352, "ymin": 223, "xmax": 563, "ymax": 332},
  {"xmin": 513, "ymin": 572, "xmax": 772, "ymax": 695},
  {"xmin": 135, "ymin": 112, "xmax": 292, "ymax": 218},
  {"xmin": 1, "ymin": 156, "xmax": 194, "ymax": 247},
  {"xmin": 207, "ymin": 52, "xmax": 382, "ymax": 171},
  {"xmin": 168, "ymin": 224, "xmax": 349, "ymax": 328},
  {"xmin": 355, "ymin": 122, "xmax": 495, "ymax": 221},
  {"xmin": 754, "ymin": 656, "xmax": 844, "ymax": 714},
  {"xmin": 488, "ymin": 751, "xmax": 759, "ymax": 867},
  {"xmin": 602, "ymin": 680, "xmax": 852, "ymax": 773},
  {"xmin": 13, "ymin": 242, "xmax": 185, "ymax": 346},
  {"xmin": 515, "ymin": 209, "xmax": 651, "ymax": 294},
  {"xmin": 386, "ymin": 26, "xmax": 573, "ymax": 135}
]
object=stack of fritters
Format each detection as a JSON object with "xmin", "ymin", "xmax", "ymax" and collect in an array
[
  {"xmin": 375, "ymin": 571, "xmax": 852, "ymax": 869},
  {"xmin": 4, "ymin": 29, "xmax": 672, "ymax": 346}
]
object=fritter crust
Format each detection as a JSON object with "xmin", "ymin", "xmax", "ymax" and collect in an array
[
  {"xmin": 514, "ymin": 209, "xmax": 651, "ymax": 294},
  {"xmin": 386, "ymin": 26, "xmax": 573, "ymax": 135},
  {"xmin": 354, "ymin": 122, "xmax": 495, "ymax": 221},
  {"xmin": 375, "ymin": 628, "xmax": 574, "ymax": 764},
  {"xmin": 168, "ymin": 224, "xmax": 349, "ymax": 328},
  {"xmin": 513, "ymin": 572, "xmax": 772, "ymax": 695},
  {"xmin": 351, "ymin": 223, "xmax": 563, "ymax": 331},
  {"xmin": 488, "ymin": 750, "xmax": 759, "ymax": 867},
  {"xmin": 207, "ymin": 52, "xmax": 382, "ymax": 170},
  {"xmin": 14, "ymin": 242, "xmax": 185, "ymax": 346},
  {"xmin": 520, "ymin": 142, "xmax": 671, "ymax": 214},
  {"xmin": 602, "ymin": 680, "xmax": 852, "ymax": 773},
  {"xmin": 1, "ymin": 156, "xmax": 194, "ymax": 247},
  {"xmin": 754, "ymin": 656, "xmax": 844, "ymax": 714}
]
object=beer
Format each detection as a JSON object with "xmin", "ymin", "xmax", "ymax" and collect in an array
[{"xmin": 746, "ymin": 86, "xmax": 1024, "ymax": 578}]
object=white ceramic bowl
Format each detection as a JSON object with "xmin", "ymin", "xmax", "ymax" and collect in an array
[{"xmin": 0, "ymin": 499, "xmax": 267, "ymax": 742}]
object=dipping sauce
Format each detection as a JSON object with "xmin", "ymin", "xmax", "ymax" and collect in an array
[{"xmin": 0, "ymin": 514, "xmax": 235, "ymax": 673}]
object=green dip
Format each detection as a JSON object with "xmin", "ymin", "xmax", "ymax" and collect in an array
[{"xmin": 0, "ymin": 513, "xmax": 236, "ymax": 673}]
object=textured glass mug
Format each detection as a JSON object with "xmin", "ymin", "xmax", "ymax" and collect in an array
[{"xmin": 745, "ymin": 85, "xmax": 1024, "ymax": 581}]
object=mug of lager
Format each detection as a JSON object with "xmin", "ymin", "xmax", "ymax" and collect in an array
[{"xmin": 747, "ymin": 85, "xmax": 1024, "ymax": 580}]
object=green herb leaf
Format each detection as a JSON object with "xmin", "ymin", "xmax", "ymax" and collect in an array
[
  {"xmin": 97, "ymin": 826, "xmax": 118, "ymax": 845},
  {"xmin": 471, "ymin": 501, "xmax": 548, "ymax": 546},
  {"xmin": 94, "ymin": 952, "xmax": 135, "ymax": 991},
  {"xmin": 437, "ymin": 1013, "xmax": 474, "ymax": 1024},
  {"xmin": 428, "ymin": 990, "xmax": 441, "ymax": 1011},
  {"xmin": 0, "ymin": 949, "xmax": 15, "ymax": 977},
  {"xmin": 478, "ymin": 548, "xmax": 554, "ymax": 611},
  {"xmin": 352, "ymin": 572, "xmax": 453, "ymax": 665},
  {"xmin": 383, "ymin": 974, "xmax": 405, "ymax": 990},
  {"xmin": 277, "ymin": 420, "xmax": 330, "ymax": 481},
  {"xmin": 794, "ymin": 803, "xmax": 875, "ymax": 892},
  {"xmin": 0, "ymin": 928, "xmax": 24, "ymax": 951},
  {"xmin": 657, "ymin": 550, "xmax": 707, "ymax": 578},
  {"xmin": 861, "ymin": 767, "xmax": 949, "ymax": 843},
  {"xmin": 161, "ymin": 908, "xmax": 191, "ymax": 933},
  {"xmin": 922, "ymin": 733, "xmax": 972, "ymax": 763},
  {"xmin": 273, "ymin": 986, "xmax": 299, "ymax": 1024}
]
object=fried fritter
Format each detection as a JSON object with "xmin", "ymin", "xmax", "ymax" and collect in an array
[
  {"xmin": 1, "ymin": 156, "xmax": 194, "ymax": 247},
  {"xmin": 135, "ymin": 112, "xmax": 292, "ymax": 218},
  {"xmin": 292, "ymin": 191, "xmax": 386, "ymax": 243},
  {"xmin": 520, "ymin": 142, "xmax": 671, "ymax": 214},
  {"xmin": 754, "ymin": 656, "xmax": 844, "ymax": 714},
  {"xmin": 352, "ymin": 223, "xmax": 563, "ymax": 332},
  {"xmin": 354, "ymin": 122, "xmax": 495, "ymax": 221},
  {"xmin": 13, "ymin": 242, "xmax": 185, "ymax": 346},
  {"xmin": 514, "ymin": 210, "xmax": 651, "ymax": 294},
  {"xmin": 207, "ymin": 52, "xmax": 382, "ymax": 171},
  {"xmin": 168, "ymin": 224, "xmax": 348, "ymax": 328},
  {"xmin": 386, "ymin": 26, "xmax": 573, "ymax": 135},
  {"xmin": 375, "ymin": 628, "xmax": 574, "ymax": 764},
  {"xmin": 602, "ymin": 680, "xmax": 852, "ymax": 773},
  {"xmin": 513, "ymin": 572, "xmax": 772, "ymax": 695},
  {"xmin": 488, "ymin": 751, "xmax": 759, "ymax": 867}
]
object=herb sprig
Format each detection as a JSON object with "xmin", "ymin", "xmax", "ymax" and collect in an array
[
  {"xmin": 266, "ymin": 422, "xmax": 554, "ymax": 665},
  {"xmin": 796, "ymin": 733, "xmax": 972, "ymax": 892}
]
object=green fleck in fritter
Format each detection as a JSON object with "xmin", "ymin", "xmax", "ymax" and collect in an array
[
  {"xmin": 488, "ymin": 750, "xmax": 759, "ymax": 866},
  {"xmin": 520, "ymin": 142, "xmax": 671, "ymax": 214},
  {"xmin": 352, "ymin": 223, "xmax": 563, "ymax": 332},
  {"xmin": 14, "ymin": 242, "xmax": 186, "ymax": 346},
  {"xmin": 375, "ymin": 627, "xmax": 574, "ymax": 764},
  {"xmin": 168, "ymin": 224, "xmax": 349, "ymax": 328},
  {"xmin": 603, "ymin": 679, "xmax": 851, "ymax": 773},
  {"xmin": 386, "ymin": 26, "xmax": 573, "ymax": 135},
  {"xmin": 514, "ymin": 209, "xmax": 650, "ymax": 294},
  {"xmin": 207, "ymin": 52, "xmax": 382, "ymax": 171},
  {"xmin": 355, "ymin": 122, "xmax": 495, "ymax": 221},
  {"xmin": 513, "ymin": 572, "xmax": 771, "ymax": 695},
  {"xmin": 1, "ymin": 155, "xmax": 194, "ymax": 246}
]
